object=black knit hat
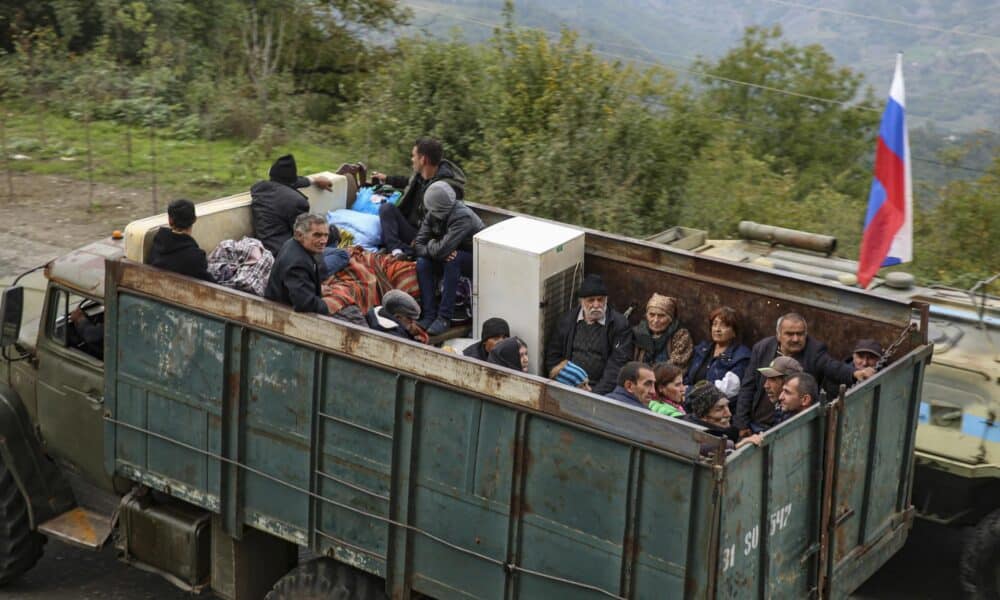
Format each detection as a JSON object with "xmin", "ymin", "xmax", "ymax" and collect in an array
[
  {"xmin": 269, "ymin": 154, "xmax": 298, "ymax": 186},
  {"xmin": 687, "ymin": 381, "xmax": 725, "ymax": 419},
  {"xmin": 576, "ymin": 274, "xmax": 609, "ymax": 298},
  {"xmin": 480, "ymin": 317, "xmax": 510, "ymax": 340}
]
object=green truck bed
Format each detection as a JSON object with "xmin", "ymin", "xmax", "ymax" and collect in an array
[{"xmin": 102, "ymin": 211, "xmax": 931, "ymax": 599}]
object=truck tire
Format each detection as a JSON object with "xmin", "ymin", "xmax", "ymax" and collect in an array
[
  {"xmin": 265, "ymin": 557, "xmax": 388, "ymax": 600},
  {"xmin": 0, "ymin": 458, "xmax": 45, "ymax": 586},
  {"xmin": 961, "ymin": 508, "xmax": 1000, "ymax": 599}
]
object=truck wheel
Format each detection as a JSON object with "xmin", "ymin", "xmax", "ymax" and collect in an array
[
  {"xmin": 961, "ymin": 508, "xmax": 1000, "ymax": 599},
  {"xmin": 0, "ymin": 458, "xmax": 45, "ymax": 585},
  {"xmin": 265, "ymin": 557, "xmax": 388, "ymax": 600}
]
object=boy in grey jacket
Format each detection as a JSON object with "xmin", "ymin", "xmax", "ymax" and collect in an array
[{"xmin": 413, "ymin": 181, "xmax": 484, "ymax": 336}]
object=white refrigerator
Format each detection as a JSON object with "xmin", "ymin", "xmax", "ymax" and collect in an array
[{"xmin": 473, "ymin": 217, "xmax": 585, "ymax": 375}]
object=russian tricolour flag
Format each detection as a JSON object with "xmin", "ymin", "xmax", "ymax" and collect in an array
[{"xmin": 857, "ymin": 54, "xmax": 912, "ymax": 288}]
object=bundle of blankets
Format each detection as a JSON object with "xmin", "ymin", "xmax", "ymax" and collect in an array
[
  {"xmin": 207, "ymin": 239, "xmax": 420, "ymax": 324},
  {"xmin": 320, "ymin": 246, "xmax": 420, "ymax": 316}
]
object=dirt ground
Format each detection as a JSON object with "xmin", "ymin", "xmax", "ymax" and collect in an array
[{"xmin": 0, "ymin": 173, "xmax": 172, "ymax": 278}]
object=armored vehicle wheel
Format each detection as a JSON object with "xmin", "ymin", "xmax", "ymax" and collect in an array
[
  {"xmin": 0, "ymin": 458, "xmax": 45, "ymax": 586},
  {"xmin": 961, "ymin": 508, "xmax": 1000, "ymax": 599},
  {"xmin": 266, "ymin": 557, "xmax": 388, "ymax": 600}
]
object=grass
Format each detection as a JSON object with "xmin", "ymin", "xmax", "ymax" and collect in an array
[{"xmin": 0, "ymin": 103, "xmax": 353, "ymax": 202}]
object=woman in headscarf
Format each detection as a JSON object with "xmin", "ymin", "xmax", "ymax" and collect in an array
[
  {"xmin": 633, "ymin": 293, "xmax": 693, "ymax": 368},
  {"xmin": 487, "ymin": 337, "xmax": 529, "ymax": 372}
]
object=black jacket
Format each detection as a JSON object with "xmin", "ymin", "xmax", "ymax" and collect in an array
[
  {"xmin": 463, "ymin": 341, "xmax": 489, "ymax": 361},
  {"xmin": 385, "ymin": 159, "xmax": 466, "ymax": 229},
  {"xmin": 413, "ymin": 201, "xmax": 484, "ymax": 260},
  {"xmin": 148, "ymin": 228, "xmax": 213, "ymax": 282},
  {"xmin": 250, "ymin": 176, "xmax": 312, "ymax": 256},
  {"xmin": 733, "ymin": 336, "xmax": 855, "ymax": 430},
  {"xmin": 264, "ymin": 238, "xmax": 330, "ymax": 315},
  {"xmin": 543, "ymin": 307, "xmax": 634, "ymax": 395}
]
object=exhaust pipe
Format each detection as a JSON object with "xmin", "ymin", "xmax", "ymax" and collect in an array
[{"xmin": 738, "ymin": 221, "xmax": 837, "ymax": 255}]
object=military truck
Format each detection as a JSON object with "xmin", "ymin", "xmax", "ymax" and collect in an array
[
  {"xmin": 650, "ymin": 221, "xmax": 999, "ymax": 597},
  {"xmin": 0, "ymin": 175, "xmax": 932, "ymax": 598}
]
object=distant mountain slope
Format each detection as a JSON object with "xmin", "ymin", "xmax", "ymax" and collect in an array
[{"xmin": 400, "ymin": 0, "xmax": 999, "ymax": 133}]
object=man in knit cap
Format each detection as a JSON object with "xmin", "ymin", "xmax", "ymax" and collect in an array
[
  {"xmin": 412, "ymin": 181, "xmax": 484, "ymax": 336},
  {"xmin": 543, "ymin": 273, "xmax": 633, "ymax": 395},
  {"xmin": 463, "ymin": 317, "xmax": 511, "ymax": 361},
  {"xmin": 251, "ymin": 154, "xmax": 333, "ymax": 256}
]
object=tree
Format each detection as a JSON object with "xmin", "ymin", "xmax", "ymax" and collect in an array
[
  {"xmin": 912, "ymin": 153, "xmax": 1000, "ymax": 288},
  {"xmin": 696, "ymin": 25, "xmax": 878, "ymax": 199}
]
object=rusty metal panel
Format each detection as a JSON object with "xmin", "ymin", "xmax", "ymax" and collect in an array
[
  {"xmin": 112, "ymin": 293, "xmax": 224, "ymax": 511},
  {"xmin": 584, "ymin": 250, "xmax": 916, "ymax": 363},
  {"xmin": 314, "ymin": 354, "xmax": 395, "ymax": 575},
  {"xmin": 826, "ymin": 345, "xmax": 933, "ymax": 597},
  {"xmin": 241, "ymin": 331, "xmax": 315, "ymax": 547}
]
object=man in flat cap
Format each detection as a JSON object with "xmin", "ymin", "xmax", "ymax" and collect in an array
[
  {"xmin": 367, "ymin": 290, "xmax": 428, "ymax": 343},
  {"xmin": 544, "ymin": 274, "xmax": 633, "ymax": 395},
  {"xmin": 849, "ymin": 339, "xmax": 883, "ymax": 370}
]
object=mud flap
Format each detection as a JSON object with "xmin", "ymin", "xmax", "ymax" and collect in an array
[{"xmin": 0, "ymin": 383, "xmax": 76, "ymax": 528}]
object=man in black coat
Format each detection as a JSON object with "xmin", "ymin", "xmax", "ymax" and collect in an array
[
  {"xmin": 371, "ymin": 138, "xmax": 467, "ymax": 255},
  {"xmin": 734, "ymin": 312, "xmax": 875, "ymax": 435},
  {"xmin": 265, "ymin": 213, "xmax": 330, "ymax": 315},
  {"xmin": 148, "ymin": 199, "xmax": 214, "ymax": 282},
  {"xmin": 463, "ymin": 318, "xmax": 511, "ymax": 361},
  {"xmin": 543, "ymin": 274, "xmax": 634, "ymax": 395},
  {"xmin": 251, "ymin": 154, "xmax": 332, "ymax": 256}
]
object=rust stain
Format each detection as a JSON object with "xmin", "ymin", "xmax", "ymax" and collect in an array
[{"xmin": 559, "ymin": 430, "xmax": 574, "ymax": 445}]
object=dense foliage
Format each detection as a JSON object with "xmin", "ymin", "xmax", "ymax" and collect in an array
[{"xmin": 0, "ymin": 1, "xmax": 995, "ymax": 287}]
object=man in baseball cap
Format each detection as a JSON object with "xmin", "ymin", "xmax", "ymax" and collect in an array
[
  {"xmin": 850, "ymin": 339, "xmax": 883, "ymax": 370},
  {"xmin": 757, "ymin": 356, "xmax": 804, "ymax": 417}
]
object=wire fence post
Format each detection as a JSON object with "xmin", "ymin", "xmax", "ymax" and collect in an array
[
  {"xmin": 1, "ymin": 112, "xmax": 11, "ymax": 202},
  {"xmin": 150, "ymin": 121, "xmax": 158, "ymax": 213}
]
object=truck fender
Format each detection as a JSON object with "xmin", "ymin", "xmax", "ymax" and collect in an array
[{"xmin": 0, "ymin": 383, "xmax": 75, "ymax": 529}]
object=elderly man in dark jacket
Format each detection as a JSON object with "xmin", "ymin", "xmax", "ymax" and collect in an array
[
  {"xmin": 149, "ymin": 199, "xmax": 213, "ymax": 282},
  {"xmin": 265, "ymin": 213, "xmax": 330, "ymax": 315},
  {"xmin": 413, "ymin": 181, "xmax": 484, "ymax": 336},
  {"xmin": 734, "ymin": 312, "xmax": 876, "ymax": 435},
  {"xmin": 371, "ymin": 138, "xmax": 467, "ymax": 256},
  {"xmin": 251, "ymin": 154, "xmax": 332, "ymax": 256},
  {"xmin": 543, "ymin": 274, "xmax": 634, "ymax": 395}
]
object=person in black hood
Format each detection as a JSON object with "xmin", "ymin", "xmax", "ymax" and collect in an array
[
  {"xmin": 251, "ymin": 154, "xmax": 332, "ymax": 256},
  {"xmin": 487, "ymin": 337, "xmax": 528, "ymax": 372},
  {"xmin": 149, "ymin": 199, "xmax": 214, "ymax": 282},
  {"xmin": 463, "ymin": 318, "xmax": 510, "ymax": 361},
  {"xmin": 371, "ymin": 138, "xmax": 467, "ymax": 255}
]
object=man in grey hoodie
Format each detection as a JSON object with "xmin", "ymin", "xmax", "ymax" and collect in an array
[{"xmin": 413, "ymin": 181, "xmax": 484, "ymax": 336}]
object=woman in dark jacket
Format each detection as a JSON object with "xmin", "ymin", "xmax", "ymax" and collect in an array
[
  {"xmin": 487, "ymin": 337, "xmax": 529, "ymax": 372},
  {"xmin": 633, "ymin": 293, "xmax": 693, "ymax": 368},
  {"xmin": 685, "ymin": 306, "xmax": 751, "ymax": 398}
]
